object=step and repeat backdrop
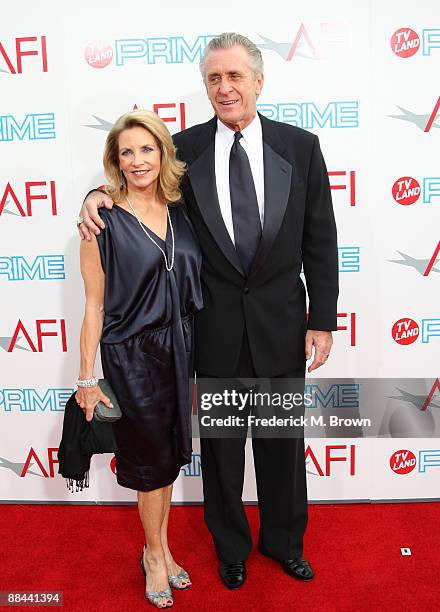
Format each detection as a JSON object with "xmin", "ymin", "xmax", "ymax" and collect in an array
[{"xmin": 1, "ymin": 1, "xmax": 439, "ymax": 503}]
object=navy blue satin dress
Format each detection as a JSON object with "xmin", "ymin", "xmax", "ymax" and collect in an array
[{"xmin": 96, "ymin": 203, "xmax": 203, "ymax": 492}]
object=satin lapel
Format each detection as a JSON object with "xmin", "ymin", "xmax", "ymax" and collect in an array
[
  {"xmin": 188, "ymin": 140, "xmax": 244, "ymax": 276},
  {"xmin": 249, "ymin": 140, "xmax": 292, "ymax": 277}
]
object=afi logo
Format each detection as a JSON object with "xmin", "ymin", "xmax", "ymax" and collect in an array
[
  {"xmin": 134, "ymin": 103, "xmax": 186, "ymax": 131},
  {"xmin": 392, "ymin": 176, "xmax": 440, "ymax": 205},
  {"xmin": 0, "ymin": 181, "xmax": 57, "ymax": 217},
  {"xmin": 329, "ymin": 170, "xmax": 356, "ymax": 206},
  {"xmin": 3, "ymin": 319, "xmax": 67, "ymax": 352},
  {"xmin": 305, "ymin": 444, "xmax": 356, "ymax": 476},
  {"xmin": 389, "ymin": 242, "xmax": 440, "ymax": 277},
  {"xmin": 86, "ymin": 102, "xmax": 187, "ymax": 134},
  {"xmin": 257, "ymin": 22, "xmax": 350, "ymax": 61},
  {"xmin": 422, "ymin": 378, "xmax": 440, "ymax": 412},
  {"xmin": 388, "ymin": 97, "xmax": 440, "ymax": 132},
  {"xmin": 337, "ymin": 313, "xmax": 357, "ymax": 346},
  {"xmin": 20, "ymin": 447, "xmax": 58, "ymax": 478},
  {"xmin": 0, "ymin": 36, "xmax": 48, "ymax": 74}
]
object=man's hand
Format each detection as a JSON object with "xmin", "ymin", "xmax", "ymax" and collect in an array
[
  {"xmin": 78, "ymin": 191, "xmax": 114, "ymax": 241},
  {"xmin": 305, "ymin": 330, "xmax": 333, "ymax": 373}
]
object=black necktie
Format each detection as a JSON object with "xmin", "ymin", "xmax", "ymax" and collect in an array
[{"xmin": 229, "ymin": 132, "xmax": 262, "ymax": 275}]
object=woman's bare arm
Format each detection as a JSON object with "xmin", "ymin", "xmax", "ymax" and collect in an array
[{"xmin": 76, "ymin": 236, "xmax": 112, "ymax": 421}]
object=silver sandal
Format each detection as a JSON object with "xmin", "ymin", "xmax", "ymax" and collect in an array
[
  {"xmin": 168, "ymin": 567, "xmax": 192, "ymax": 590},
  {"xmin": 140, "ymin": 546, "xmax": 174, "ymax": 608}
]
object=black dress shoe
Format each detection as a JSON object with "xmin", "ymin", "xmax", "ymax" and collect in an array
[
  {"xmin": 219, "ymin": 561, "xmax": 246, "ymax": 589},
  {"xmin": 281, "ymin": 557, "xmax": 314, "ymax": 581}
]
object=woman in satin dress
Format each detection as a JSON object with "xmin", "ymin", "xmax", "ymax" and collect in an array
[{"xmin": 75, "ymin": 109, "xmax": 203, "ymax": 608}]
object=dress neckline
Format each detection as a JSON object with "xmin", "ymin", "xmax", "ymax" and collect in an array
[{"xmin": 113, "ymin": 203, "xmax": 169, "ymax": 244}]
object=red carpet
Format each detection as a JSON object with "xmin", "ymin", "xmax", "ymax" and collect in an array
[{"xmin": 1, "ymin": 503, "xmax": 438, "ymax": 611}]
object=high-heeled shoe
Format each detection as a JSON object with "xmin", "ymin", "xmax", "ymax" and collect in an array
[
  {"xmin": 168, "ymin": 567, "xmax": 192, "ymax": 590},
  {"xmin": 140, "ymin": 546, "xmax": 174, "ymax": 608}
]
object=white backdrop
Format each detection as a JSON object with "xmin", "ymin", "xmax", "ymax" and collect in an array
[{"xmin": 1, "ymin": 0, "xmax": 439, "ymax": 503}]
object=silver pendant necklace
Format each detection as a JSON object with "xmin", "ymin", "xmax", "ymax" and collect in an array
[{"xmin": 125, "ymin": 197, "xmax": 175, "ymax": 272}]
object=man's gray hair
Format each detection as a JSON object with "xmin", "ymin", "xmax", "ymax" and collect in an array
[{"xmin": 199, "ymin": 32, "xmax": 264, "ymax": 82}]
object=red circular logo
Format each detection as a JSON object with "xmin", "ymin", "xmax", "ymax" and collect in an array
[
  {"xmin": 84, "ymin": 42, "xmax": 113, "ymax": 68},
  {"xmin": 392, "ymin": 318, "xmax": 419, "ymax": 345},
  {"xmin": 390, "ymin": 28, "xmax": 420, "ymax": 58},
  {"xmin": 110, "ymin": 456, "xmax": 117, "ymax": 474},
  {"xmin": 392, "ymin": 177, "xmax": 421, "ymax": 205},
  {"xmin": 390, "ymin": 450, "xmax": 416, "ymax": 474}
]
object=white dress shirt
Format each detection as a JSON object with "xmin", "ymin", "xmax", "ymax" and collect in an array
[{"xmin": 214, "ymin": 114, "xmax": 265, "ymax": 244}]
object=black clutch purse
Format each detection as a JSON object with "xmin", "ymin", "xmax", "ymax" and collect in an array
[{"xmin": 93, "ymin": 379, "xmax": 122, "ymax": 422}]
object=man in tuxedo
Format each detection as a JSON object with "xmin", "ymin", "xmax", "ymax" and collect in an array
[{"xmin": 79, "ymin": 32, "xmax": 338, "ymax": 588}]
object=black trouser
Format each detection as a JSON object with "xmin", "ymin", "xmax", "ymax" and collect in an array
[{"xmin": 198, "ymin": 331, "xmax": 308, "ymax": 563}]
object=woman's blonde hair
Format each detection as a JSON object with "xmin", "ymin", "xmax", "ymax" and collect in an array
[{"xmin": 103, "ymin": 109, "xmax": 186, "ymax": 204}]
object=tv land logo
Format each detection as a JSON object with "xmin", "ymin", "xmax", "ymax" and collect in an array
[
  {"xmin": 0, "ymin": 255, "xmax": 65, "ymax": 281},
  {"xmin": 392, "ymin": 176, "xmax": 440, "ymax": 205},
  {"xmin": 0, "ymin": 36, "xmax": 48, "ymax": 74},
  {"xmin": 84, "ymin": 35, "xmax": 215, "ymax": 69},
  {"xmin": 257, "ymin": 100, "xmax": 359, "ymax": 129},
  {"xmin": 0, "ymin": 181, "xmax": 58, "ymax": 217},
  {"xmin": 0, "ymin": 319, "xmax": 67, "ymax": 352},
  {"xmin": 257, "ymin": 22, "xmax": 351, "ymax": 61},
  {"xmin": 0, "ymin": 113, "xmax": 56, "ymax": 142},
  {"xmin": 87, "ymin": 102, "xmax": 187, "ymax": 134},
  {"xmin": 391, "ymin": 27, "xmax": 440, "ymax": 58},
  {"xmin": 390, "ymin": 449, "xmax": 440, "ymax": 474},
  {"xmin": 392, "ymin": 318, "xmax": 440, "ymax": 345},
  {"xmin": 389, "ymin": 242, "xmax": 440, "ymax": 277},
  {"xmin": 0, "ymin": 388, "xmax": 73, "ymax": 412},
  {"xmin": 306, "ymin": 444, "xmax": 356, "ymax": 477},
  {"xmin": 84, "ymin": 42, "xmax": 113, "ymax": 69},
  {"xmin": 388, "ymin": 97, "xmax": 440, "ymax": 132}
]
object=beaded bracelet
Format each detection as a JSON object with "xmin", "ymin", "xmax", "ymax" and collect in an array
[{"xmin": 76, "ymin": 377, "xmax": 98, "ymax": 388}]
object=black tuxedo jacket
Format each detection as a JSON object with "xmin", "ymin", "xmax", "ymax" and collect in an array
[{"xmin": 173, "ymin": 113, "xmax": 338, "ymax": 377}]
